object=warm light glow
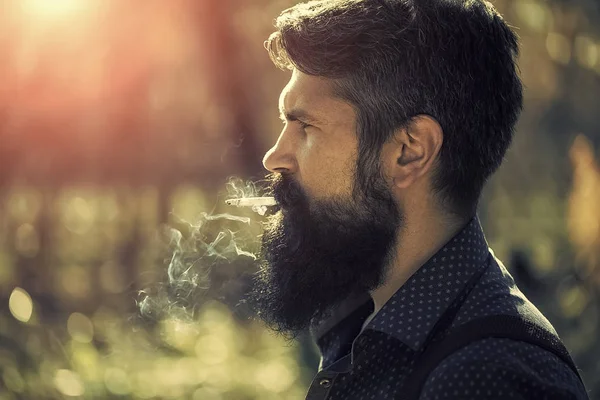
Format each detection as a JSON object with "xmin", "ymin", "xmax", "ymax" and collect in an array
[
  {"xmin": 567, "ymin": 135, "xmax": 600, "ymax": 277},
  {"xmin": 20, "ymin": 0, "xmax": 90, "ymax": 21}
]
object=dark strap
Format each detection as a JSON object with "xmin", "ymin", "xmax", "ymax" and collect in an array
[{"xmin": 403, "ymin": 314, "xmax": 585, "ymax": 399}]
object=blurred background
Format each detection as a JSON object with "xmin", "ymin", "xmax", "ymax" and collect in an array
[{"xmin": 0, "ymin": 0, "xmax": 599, "ymax": 398}]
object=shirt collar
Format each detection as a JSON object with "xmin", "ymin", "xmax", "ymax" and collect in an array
[{"xmin": 364, "ymin": 217, "xmax": 490, "ymax": 350}]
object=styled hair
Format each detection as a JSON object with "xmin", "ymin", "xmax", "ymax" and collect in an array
[{"xmin": 265, "ymin": 0, "xmax": 523, "ymax": 216}]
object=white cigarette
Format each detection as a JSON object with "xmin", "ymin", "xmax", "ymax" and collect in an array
[{"xmin": 225, "ymin": 197, "xmax": 277, "ymax": 207}]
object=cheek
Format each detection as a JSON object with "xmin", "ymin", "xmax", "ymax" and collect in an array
[{"xmin": 299, "ymin": 141, "xmax": 357, "ymax": 198}]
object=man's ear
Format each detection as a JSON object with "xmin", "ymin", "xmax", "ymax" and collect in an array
[{"xmin": 382, "ymin": 115, "xmax": 443, "ymax": 190}]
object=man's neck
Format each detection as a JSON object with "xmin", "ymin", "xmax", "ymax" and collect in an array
[{"xmin": 369, "ymin": 212, "xmax": 470, "ymax": 316}]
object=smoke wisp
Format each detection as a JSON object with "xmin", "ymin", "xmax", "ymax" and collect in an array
[{"xmin": 137, "ymin": 176, "xmax": 272, "ymax": 323}]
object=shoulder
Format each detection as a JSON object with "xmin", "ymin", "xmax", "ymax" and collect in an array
[
  {"xmin": 454, "ymin": 256, "xmax": 558, "ymax": 335},
  {"xmin": 418, "ymin": 337, "xmax": 588, "ymax": 400}
]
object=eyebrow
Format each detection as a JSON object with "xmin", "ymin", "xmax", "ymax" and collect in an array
[{"xmin": 278, "ymin": 105, "xmax": 325, "ymax": 126}]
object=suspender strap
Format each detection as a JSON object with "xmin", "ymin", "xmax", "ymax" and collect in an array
[{"xmin": 403, "ymin": 314, "xmax": 585, "ymax": 399}]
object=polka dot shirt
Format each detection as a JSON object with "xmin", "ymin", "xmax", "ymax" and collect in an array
[{"xmin": 306, "ymin": 218, "xmax": 589, "ymax": 400}]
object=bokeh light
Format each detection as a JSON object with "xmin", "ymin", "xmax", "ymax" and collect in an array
[
  {"xmin": 8, "ymin": 287, "xmax": 33, "ymax": 323},
  {"xmin": 54, "ymin": 369, "xmax": 85, "ymax": 397},
  {"xmin": 67, "ymin": 312, "xmax": 94, "ymax": 343}
]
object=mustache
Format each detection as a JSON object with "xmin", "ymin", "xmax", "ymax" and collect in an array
[{"xmin": 266, "ymin": 173, "xmax": 306, "ymax": 209}]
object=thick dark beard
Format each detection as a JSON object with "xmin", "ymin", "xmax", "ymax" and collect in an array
[{"xmin": 247, "ymin": 172, "xmax": 402, "ymax": 340}]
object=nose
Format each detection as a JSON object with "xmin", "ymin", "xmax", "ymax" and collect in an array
[{"xmin": 262, "ymin": 132, "xmax": 298, "ymax": 174}]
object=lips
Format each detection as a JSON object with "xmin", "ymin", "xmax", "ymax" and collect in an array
[{"xmin": 270, "ymin": 175, "xmax": 305, "ymax": 210}]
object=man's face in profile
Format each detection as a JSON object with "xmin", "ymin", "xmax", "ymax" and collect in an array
[{"xmin": 247, "ymin": 71, "xmax": 403, "ymax": 338}]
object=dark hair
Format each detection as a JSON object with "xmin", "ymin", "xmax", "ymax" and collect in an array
[{"xmin": 265, "ymin": 0, "xmax": 523, "ymax": 216}]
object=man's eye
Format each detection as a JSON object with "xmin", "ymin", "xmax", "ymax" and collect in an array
[
  {"xmin": 298, "ymin": 121, "xmax": 311, "ymax": 130},
  {"xmin": 280, "ymin": 118, "xmax": 311, "ymax": 130}
]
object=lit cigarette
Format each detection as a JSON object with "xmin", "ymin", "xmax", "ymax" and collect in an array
[{"xmin": 225, "ymin": 197, "xmax": 277, "ymax": 207}]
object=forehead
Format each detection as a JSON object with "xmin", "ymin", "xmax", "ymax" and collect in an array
[{"xmin": 279, "ymin": 70, "xmax": 355, "ymax": 125}]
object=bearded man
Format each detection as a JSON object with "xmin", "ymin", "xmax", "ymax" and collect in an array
[{"xmin": 247, "ymin": 0, "xmax": 589, "ymax": 398}]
